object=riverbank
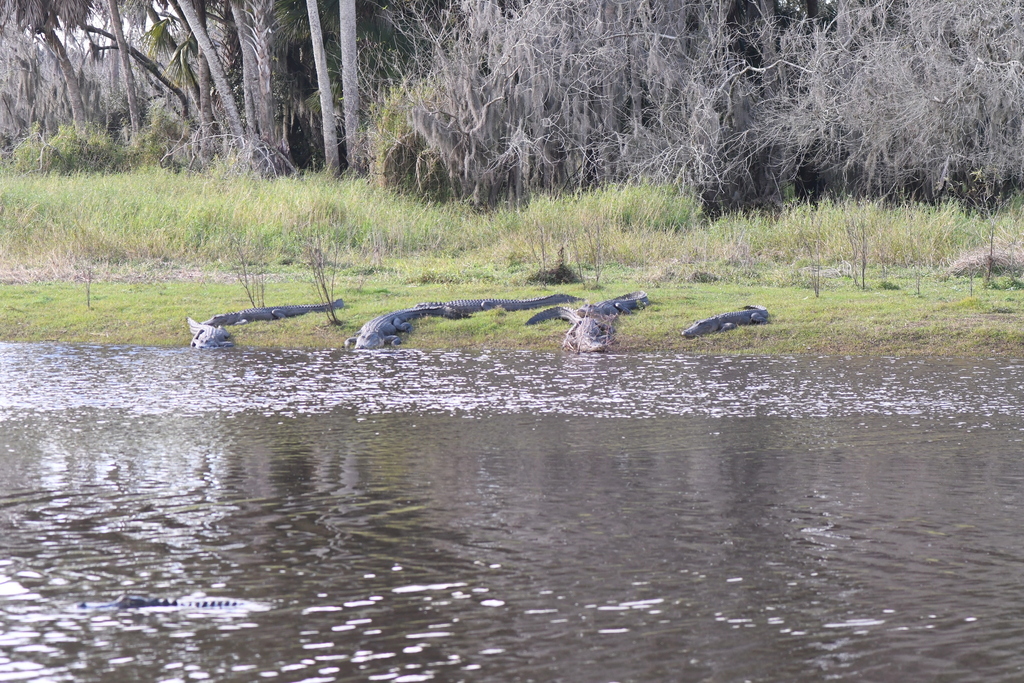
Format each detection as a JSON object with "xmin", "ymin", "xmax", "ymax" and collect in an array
[
  {"xmin": 3, "ymin": 268, "xmax": 1023, "ymax": 356},
  {"xmin": 2, "ymin": 172, "xmax": 1024, "ymax": 356}
]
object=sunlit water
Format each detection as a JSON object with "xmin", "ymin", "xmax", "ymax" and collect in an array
[{"xmin": 2, "ymin": 343, "xmax": 1024, "ymax": 682}]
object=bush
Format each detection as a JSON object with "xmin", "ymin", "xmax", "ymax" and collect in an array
[
  {"xmin": 369, "ymin": 85, "xmax": 455, "ymax": 203},
  {"xmin": 131, "ymin": 105, "xmax": 189, "ymax": 169},
  {"xmin": 10, "ymin": 124, "xmax": 128, "ymax": 174}
]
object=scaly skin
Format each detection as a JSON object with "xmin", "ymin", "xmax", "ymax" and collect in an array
[
  {"xmin": 577, "ymin": 291, "xmax": 649, "ymax": 317},
  {"xmin": 682, "ymin": 306, "xmax": 769, "ymax": 338},
  {"xmin": 525, "ymin": 293, "xmax": 648, "ymax": 352},
  {"xmin": 417, "ymin": 294, "xmax": 582, "ymax": 315},
  {"xmin": 346, "ymin": 294, "xmax": 581, "ymax": 350},
  {"xmin": 77, "ymin": 595, "xmax": 250, "ymax": 609},
  {"xmin": 201, "ymin": 299, "xmax": 344, "ymax": 327},
  {"xmin": 525, "ymin": 292, "xmax": 649, "ymax": 326},
  {"xmin": 188, "ymin": 318, "xmax": 234, "ymax": 349},
  {"xmin": 345, "ymin": 304, "xmax": 467, "ymax": 349}
]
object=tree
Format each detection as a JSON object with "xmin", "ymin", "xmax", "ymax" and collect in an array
[
  {"xmin": 246, "ymin": 0, "xmax": 278, "ymax": 143},
  {"xmin": 175, "ymin": 0, "xmax": 246, "ymax": 139},
  {"xmin": 104, "ymin": 0, "xmax": 141, "ymax": 138},
  {"xmin": 305, "ymin": 0, "xmax": 340, "ymax": 173},
  {"xmin": 1, "ymin": 0, "xmax": 92, "ymax": 131},
  {"xmin": 338, "ymin": 0, "xmax": 359, "ymax": 170}
]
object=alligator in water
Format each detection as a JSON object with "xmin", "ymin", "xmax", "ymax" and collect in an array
[
  {"xmin": 188, "ymin": 318, "xmax": 234, "ymax": 349},
  {"xmin": 526, "ymin": 292, "xmax": 649, "ymax": 352},
  {"xmin": 77, "ymin": 595, "xmax": 256, "ymax": 610},
  {"xmin": 346, "ymin": 294, "xmax": 582, "ymax": 350},
  {"xmin": 682, "ymin": 305, "xmax": 769, "ymax": 338},
  {"xmin": 201, "ymin": 299, "xmax": 344, "ymax": 326}
]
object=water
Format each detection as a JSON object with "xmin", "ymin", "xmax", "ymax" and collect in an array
[{"xmin": 2, "ymin": 343, "xmax": 1024, "ymax": 681}]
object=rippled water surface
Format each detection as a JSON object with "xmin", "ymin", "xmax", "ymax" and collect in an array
[{"xmin": 2, "ymin": 343, "xmax": 1024, "ymax": 682}]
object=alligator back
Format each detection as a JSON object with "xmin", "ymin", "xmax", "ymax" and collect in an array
[
  {"xmin": 682, "ymin": 305, "xmax": 769, "ymax": 338},
  {"xmin": 202, "ymin": 299, "xmax": 344, "ymax": 326},
  {"xmin": 578, "ymin": 291, "xmax": 649, "ymax": 316},
  {"xmin": 527, "ymin": 292, "xmax": 649, "ymax": 325},
  {"xmin": 418, "ymin": 294, "xmax": 582, "ymax": 314},
  {"xmin": 77, "ymin": 595, "xmax": 265, "ymax": 610}
]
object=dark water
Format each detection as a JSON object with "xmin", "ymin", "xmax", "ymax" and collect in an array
[{"xmin": 2, "ymin": 344, "xmax": 1024, "ymax": 682}]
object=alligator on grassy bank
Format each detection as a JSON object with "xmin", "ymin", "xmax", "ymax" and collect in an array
[
  {"xmin": 344, "ymin": 303, "xmax": 467, "ymax": 350},
  {"xmin": 188, "ymin": 299, "xmax": 345, "ymax": 349},
  {"xmin": 417, "ymin": 294, "xmax": 582, "ymax": 315},
  {"xmin": 526, "ymin": 292, "xmax": 649, "ymax": 352},
  {"xmin": 682, "ymin": 305, "xmax": 769, "ymax": 338},
  {"xmin": 201, "ymin": 299, "xmax": 344, "ymax": 327},
  {"xmin": 345, "ymin": 294, "xmax": 582, "ymax": 350},
  {"xmin": 77, "ymin": 595, "xmax": 256, "ymax": 610}
]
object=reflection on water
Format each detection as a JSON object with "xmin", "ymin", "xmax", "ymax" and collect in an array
[{"xmin": 1, "ymin": 343, "xmax": 1024, "ymax": 681}]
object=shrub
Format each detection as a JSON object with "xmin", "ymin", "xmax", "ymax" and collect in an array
[{"xmin": 11, "ymin": 124, "xmax": 128, "ymax": 174}]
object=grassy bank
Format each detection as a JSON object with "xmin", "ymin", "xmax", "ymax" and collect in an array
[{"xmin": 2, "ymin": 171, "xmax": 1024, "ymax": 356}]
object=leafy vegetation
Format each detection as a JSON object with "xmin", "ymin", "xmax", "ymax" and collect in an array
[{"xmin": 4, "ymin": 1, "xmax": 1024, "ymax": 213}]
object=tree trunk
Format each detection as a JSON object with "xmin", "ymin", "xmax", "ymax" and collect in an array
[
  {"xmin": 229, "ymin": 0, "xmax": 259, "ymax": 136},
  {"xmin": 306, "ymin": 0, "xmax": 340, "ymax": 174},
  {"xmin": 105, "ymin": 0, "xmax": 141, "ymax": 139},
  {"xmin": 246, "ymin": 0, "xmax": 278, "ymax": 144},
  {"xmin": 338, "ymin": 0, "xmax": 360, "ymax": 171},
  {"xmin": 177, "ymin": 0, "xmax": 247, "ymax": 139},
  {"xmin": 42, "ymin": 27, "xmax": 88, "ymax": 132}
]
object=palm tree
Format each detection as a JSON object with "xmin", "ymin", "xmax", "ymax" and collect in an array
[
  {"xmin": 175, "ymin": 0, "xmax": 246, "ymax": 139},
  {"xmin": 338, "ymin": 0, "xmax": 359, "ymax": 170},
  {"xmin": 104, "ymin": 0, "xmax": 141, "ymax": 138},
  {"xmin": 239, "ymin": 0, "xmax": 278, "ymax": 143},
  {"xmin": 305, "ymin": 0, "xmax": 340, "ymax": 173}
]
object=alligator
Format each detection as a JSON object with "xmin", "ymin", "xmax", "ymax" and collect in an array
[
  {"xmin": 344, "ymin": 303, "xmax": 468, "ymax": 349},
  {"xmin": 201, "ymin": 299, "xmax": 344, "ymax": 326},
  {"xmin": 188, "ymin": 299, "xmax": 345, "ymax": 349},
  {"xmin": 525, "ymin": 291, "xmax": 648, "ymax": 325},
  {"xmin": 416, "ymin": 293, "xmax": 582, "ymax": 315},
  {"xmin": 346, "ymin": 294, "xmax": 582, "ymax": 350},
  {"xmin": 682, "ymin": 305, "xmax": 769, "ymax": 338},
  {"xmin": 77, "ymin": 595, "xmax": 255, "ymax": 610},
  {"xmin": 526, "ymin": 292, "xmax": 649, "ymax": 352},
  {"xmin": 546, "ymin": 307, "xmax": 617, "ymax": 353},
  {"xmin": 188, "ymin": 318, "xmax": 234, "ymax": 349}
]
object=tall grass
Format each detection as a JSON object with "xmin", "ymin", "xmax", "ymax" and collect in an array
[{"xmin": 1, "ymin": 170, "xmax": 1019, "ymax": 281}]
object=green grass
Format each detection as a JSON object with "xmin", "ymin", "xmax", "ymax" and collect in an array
[
  {"xmin": 2, "ymin": 171, "xmax": 1024, "ymax": 356},
  {"xmin": 4, "ymin": 170, "xmax": 1018, "ymax": 271},
  {"xmin": 3, "ymin": 270, "xmax": 1024, "ymax": 356}
]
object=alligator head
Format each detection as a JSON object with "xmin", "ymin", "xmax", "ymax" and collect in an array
[
  {"xmin": 188, "ymin": 318, "xmax": 234, "ymax": 349},
  {"xmin": 344, "ymin": 332, "xmax": 401, "ymax": 350},
  {"xmin": 681, "ymin": 318, "xmax": 722, "ymax": 338}
]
